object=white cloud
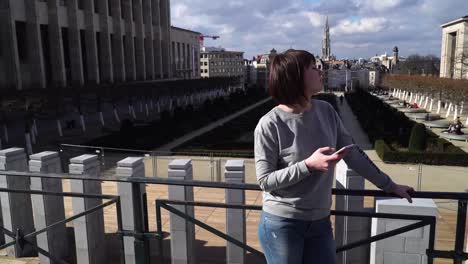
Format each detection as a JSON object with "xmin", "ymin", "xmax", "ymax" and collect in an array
[
  {"xmin": 170, "ymin": 0, "xmax": 468, "ymax": 59},
  {"xmin": 331, "ymin": 17, "xmax": 388, "ymax": 35}
]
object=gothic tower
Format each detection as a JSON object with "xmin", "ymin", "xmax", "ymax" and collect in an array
[{"xmin": 322, "ymin": 16, "xmax": 331, "ymax": 61}]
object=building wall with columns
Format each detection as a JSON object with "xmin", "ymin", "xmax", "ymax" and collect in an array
[
  {"xmin": 0, "ymin": 0, "xmax": 172, "ymax": 90},
  {"xmin": 170, "ymin": 26, "xmax": 200, "ymax": 79},
  {"xmin": 440, "ymin": 16, "xmax": 468, "ymax": 79}
]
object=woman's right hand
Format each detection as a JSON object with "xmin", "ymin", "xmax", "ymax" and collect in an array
[{"xmin": 304, "ymin": 146, "xmax": 347, "ymax": 172}]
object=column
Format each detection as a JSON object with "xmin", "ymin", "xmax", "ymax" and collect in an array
[
  {"xmin": 370, "ymin": 199, "xmax": 437, "ymax": 264},
  {"xmin": 143, "ymin": 0, "xmax": 155, "ymax": 79},
  {"xmin": 25, "ymin": 0, "xmax": 47, "ymax": 88},
  {"xmin": 116, "ymin": 157, "xmax": 149, "ymax": 264},
  {"xmin": 151, "ymin": 0, "xmax": 163, "ymax": 78},
  {"xmin": 110, "ymin": 0, "xmax": 125, "ymax": 82},
  {"xmin": 69, "ymin": 154, "xmax": 106, "ymax": 264},
  {"xmin": 123, "ymin": 0, "xmax": 136, "ymax": 81},
  {"xmin": 168, "ymin": 159, "xmax": 195, "ymax": 264},
  {"xmin": 66, "ymin": 0, "xmax": 85, "ymax": 86},
  {"xmin": 225, "ymin": 160, "xmax": 246, "ymax": 264},
  {"xmin": 133, "ymin": 0, "xmax": 146, "ymax": 80},
  {"xmin": 0, "ymin": 148, "xmax": 35, "ymax": 257},
  {"xmin": 48, "ymin": 0, "xmax": 67, "ymax": 87},
  {"xmin": 159, "ymin": 0, "xmax": 171, "ymax": 78},
  {"xmin": 84, "ymin": 0, "xmax": 99, "ymax": 83},
  {"xmin": 98, "ymin": 0, "xmax": 114, "ymax": 83},
  {"xmin": 29, "ymin": 151, "xmax": 68, "ymax": 264},
  {"xmin": 0, "ymin": 1, "xmax": 22, "ymax": 89},
  {"xmin": 335, "ymin": 160, "xmax": 369, "ymax": 264}
]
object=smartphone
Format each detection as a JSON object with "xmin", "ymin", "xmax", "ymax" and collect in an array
[{"xmin": 333, "ymin": 144, "xmax": 357, "ymax": 156}]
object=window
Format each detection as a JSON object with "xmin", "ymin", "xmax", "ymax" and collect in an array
[
  {"xmin": 94, "ymin": 0, "xmax": 98, "ymax": 13},
  {"xmin": 78, "ymin": 0, "xmax": 84, "ymax": 10},
  {"xmin": 15, "ymin": 22, "xmax": 28, "ymax": 62}
]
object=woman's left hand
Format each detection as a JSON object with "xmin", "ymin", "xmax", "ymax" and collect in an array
[{"xmin": 391, "ymin": 184, "xmax": 415, "ymax": 203}]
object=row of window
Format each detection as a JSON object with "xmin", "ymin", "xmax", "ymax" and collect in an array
[
  {"xmin": 38, "ymin": 0, "xmax": 166, "ymax": 24},
  {"xmin": 201, "ymin": 53, "xmax": 242, "ymax": 59},
  {"xmin": 200, "ymin": 68, "xmax": 244, "ymax": 73},
  {"xmin": 202, "ymin": 61, "xmax": 243, "ymax": 66}
]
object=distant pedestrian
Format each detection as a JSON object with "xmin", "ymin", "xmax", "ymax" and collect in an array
[
  {"xmin": 255, "ymin": 49, "xmax": 414, "ymax": 264},
  {"xmin": 339, "ymin": 95, "xmax": 344, "ymax": 105}
]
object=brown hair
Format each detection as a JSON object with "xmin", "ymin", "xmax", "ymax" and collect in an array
[{"xmin": 268, "ymin": 49, "xmax": 316, "ymax": 105}]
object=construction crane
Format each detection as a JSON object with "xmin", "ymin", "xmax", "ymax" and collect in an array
[{"xmin": 199, "ymin": 34, "xmax": 220, "ymax": 48}]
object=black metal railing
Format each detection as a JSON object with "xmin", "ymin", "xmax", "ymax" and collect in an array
[{"xmin": 0, "ymin": 170, "xmax": 466, "ymax": 264}]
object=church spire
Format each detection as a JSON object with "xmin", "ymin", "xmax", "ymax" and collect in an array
[{"xmin": 322, "ymin": 16, "xmax": 331, "ymax": 61}]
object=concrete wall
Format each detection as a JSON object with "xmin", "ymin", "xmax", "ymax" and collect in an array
[{"xmin": 440, "ymin": 20, "xmax": 468, "ymax": 79}]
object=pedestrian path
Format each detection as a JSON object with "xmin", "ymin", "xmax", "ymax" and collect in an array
[
  {"xmin": 155, "ymin": 97, "xmax": 272, "ymax": 152},
  {"xmin": 334, "ymin": 92, "xmax": 373, "ymax": 150}
]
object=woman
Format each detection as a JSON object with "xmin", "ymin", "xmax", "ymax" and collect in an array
[{"xmin": 254, "ymin": 49, "xmax": 414, "ymax": 264}]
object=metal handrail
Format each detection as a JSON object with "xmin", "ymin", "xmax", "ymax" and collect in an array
[{"xmin": 0, "ymin": 170, "xmax": 466, "ymax": 263}]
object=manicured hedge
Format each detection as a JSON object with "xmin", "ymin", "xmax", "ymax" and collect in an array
[{"xmin": 375, "ymin": 139, "xmax": 468, "ymax": 166}]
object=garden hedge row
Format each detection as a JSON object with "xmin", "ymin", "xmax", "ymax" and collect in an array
[{"xmin": 375, "ymin": 139, "xmax": 468, "ymax": 166}]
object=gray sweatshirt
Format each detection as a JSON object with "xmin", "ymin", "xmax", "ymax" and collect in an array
[{"xmin": 254, "ymin": 99, "xmax": 395, "ymax": 220}]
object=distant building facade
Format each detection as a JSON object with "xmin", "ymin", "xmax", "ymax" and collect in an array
[
  {"xmin": 200, "ymin": 47, "xmax": 244, "ymax": 88},
  {"xmin": 0, "ymin": 0, "xmax": 172, "ymax": 90},
  {"xmin": 370, "ymin": 46, "xmax": 400, "ymax": 71},
  {"xmin": 170, "ymin": 26, "xmax": 201, "ymax": 79},
  {"xmin": 244, "ymin": 59, "xmax": 257, "ymax": 86},
  {"xmin": 440, "ymin": 15, "xmax": 468, "ymax": 79}
]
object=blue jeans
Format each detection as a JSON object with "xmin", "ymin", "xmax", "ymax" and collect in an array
[{"xmin": 258, "ymin": 211, "xmax": 336, "ymax": 264}]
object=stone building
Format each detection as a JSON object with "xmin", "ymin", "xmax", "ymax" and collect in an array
[
  {"xmin": 170, "ymin": 26, "xmax": 201, "ymax": 79},
  {"xmin": 370, "ymin": 47, "xmax": 399, "ymax": 71},
  {"xmin": 440, "ymin": 15, "xmax": 468, "ymax": 79},
  {"xmin": 199, "ymin": 47, "xmax": 244, "ymax": 86},
  {"xmin": 0, "ymin": 0, "xmax": 172, "ymax": 90}
]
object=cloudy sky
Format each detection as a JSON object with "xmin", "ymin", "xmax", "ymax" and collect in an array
[{"xmin": 171, "ymin": 0, "xmax": 468, "ymax": 60}]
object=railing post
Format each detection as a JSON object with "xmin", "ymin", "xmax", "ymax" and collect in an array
[
  {"xmin": 116, "ymin": 157, "xmax": 149, "ymax": 264},
  {"xmin": 69, "ymin": 154, "xmax": 106, "ymax": 264},
  {"xmin": 225, "ymin": 160, "xmax": 246, "ymax": 264},
  {"xmin": 335, "ymin": 160, "xmax": 369, "ymax": 264},
  {"xmin": 168, "ymin": 159, "xmax": 195, "ymax": 264},
  {"xmin": 29, "ymin": 151, "xmax": 68, "ymax": 263},
  {"xmin": 454, "ymin": 200, "xmax": 467, "ymax": 264},
  {"xmin": 0, "ymin": 147, "xmax": 36, "ymax": 257},
  {"xmin": 370, "ymin": 198, "xmax": 437, "ymax": 264}
]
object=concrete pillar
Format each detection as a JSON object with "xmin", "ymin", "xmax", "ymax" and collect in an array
[
  {"xmin": 0, "ymin": 1, "xmax": 22, "ymax": 90},
  {"xmin": 160, "ymin": 0, "xmax": 171, "ymax": 78},
  {"xmin": 66, "ymin": 0, "xmax": 85, "ymax": 86},
  {"xmin": 98, "ymin": 0, "xmax": 114, "ymax": 83},
  {"xmin": 48, "ymin": 0, "xmax": 67, "ymax": 87},
  {"xmin": 423, "ymin": 97, "xmax": 429, "ymax": 109},
  {"xmin": 0, "ymin": 148, "xmax": 35, "ymax": 257},
  {"xmin": 134, "ymin": 0, "xmax": 146, "ymax": 80},
  {"xmin": 109, "ymin": 0, "xmax": 125, "ymax": 82},
  {"xmin": 29, "ymin": 151, "xmax": 68, "ymax": 264},
  {"xmin": 409, "ymin": 93, "xmax": 413, "ymax": 103},
  {"xmin": 116, "ymin": 157, "xmax": 148, "ymax": 264},
  {"xmin": 84, "ymin": 0, "xmax": 100, "ymax": 83},
  {"xmin": 437, "ymin": 101, "xmax": 441, "ymax": 114},
  {"xmin": 335, "ymin": 160, "xmax": 369, "ymax": 264},
  {"xmin": 143, "ymin": 0, "xmax": 155, "ymax": 79},
  {"xmin": 25, "ymin": 0, "xmax": 47, "ymax": 88},
  {"xmin": 225, "ymin": 160, "xmax": 246, "ymax": 264},
  {"xmin": 69, "ymin": 154, "xmax": 106, "ymax": 264},
  {"xmin": 123, "ymin": 0, "xmax": 136, "ymax": 81},
  {"xmin": 429, "ymin": 99, "xmax": 434, "ymax": 112},
  {"xmin": 151, "ymin": 0, "xmax": 163, "ymax": 78},
  {"xmin": 370, "ymin": 198, "xmax": 437, "ymax": 264},
  {"xmin": 168, "ymin": 159, "xmax": 195, "ymax": 264}
]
